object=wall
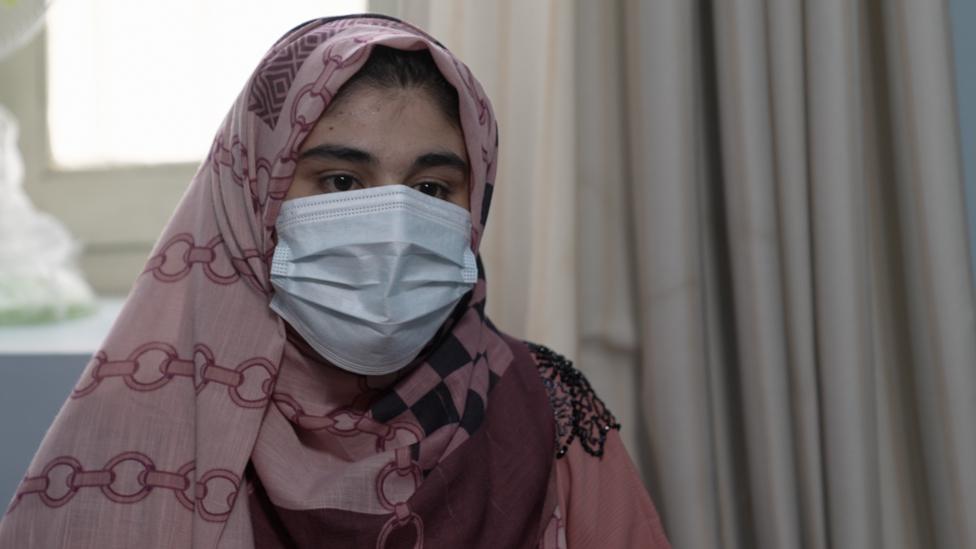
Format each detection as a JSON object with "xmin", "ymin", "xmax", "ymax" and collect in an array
[{"xmin": 0, "ymin": 355, "xmax": 86, "ymax": 505}]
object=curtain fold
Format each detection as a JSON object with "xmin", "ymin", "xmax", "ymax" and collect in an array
[
  {"xmin": 880, "ymin": 2, "xmax": 976, "ymax": 547},
  {"xmin": 395, "ymin": 0, "xmax": 976, "ymax": 546},
  {"xmin": 805, "ymin": 1, "xmax": 884, "ymax": 547},
  {"xmin": 618, "ymin": 2, "xmax": 723, "ymax": 547},
  {"xmin": 617, "ymin": 0, "xmax": 976, "ymax": 547}
]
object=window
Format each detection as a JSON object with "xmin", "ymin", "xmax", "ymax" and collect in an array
[
  {"xmin": 0, "ymin": 1, "xmax": 400, "ymax": 295},
  {"xmin": 47, "ymin": 0, "xmax": 367, "ymax": 167}
]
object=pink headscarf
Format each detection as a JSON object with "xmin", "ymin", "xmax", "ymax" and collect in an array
[{"xmin": 1, "ymin": 15, "xmax": 556, "ymax": 548}]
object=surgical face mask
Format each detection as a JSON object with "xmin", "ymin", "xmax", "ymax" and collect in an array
[{"xmin": 269, "ymin": 185, "xmax": 478, "ymax": 376}]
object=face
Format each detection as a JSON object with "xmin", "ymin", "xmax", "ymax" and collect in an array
[{"xmin": 286, "ymin": 86, "xmax": 470, "ymax": 209}]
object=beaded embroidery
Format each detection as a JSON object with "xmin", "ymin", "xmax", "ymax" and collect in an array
[{"xmin": 527, "ymin": 342, "xmax": 620, "ymax": 459}]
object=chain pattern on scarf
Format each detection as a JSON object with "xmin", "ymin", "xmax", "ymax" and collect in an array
[
  {"xmin": 375, "ymin": 447, "xmax": 424, "ymax": 549},
  {"xmin": 273, "ymin": 392, "xmax": 423, "ymax": 452},
  {"xmin": 9, "ymin": 452, "xmax": 239, "ymax": 522},
  {"xmin": 71, "ymin": 342, "xmax": 277, "ymax": 408},
  {"xmin": 273, "ymin": 393, "xmax": 424, "ymax": 549},
  {"xmin": 271, "ymin": 389, "xmax": 427, "ymax": 547},
  {"xmin": 143, "ymin": 233, "xmax": 270, "ymax": 293}
]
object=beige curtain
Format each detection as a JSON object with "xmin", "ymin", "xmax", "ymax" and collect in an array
[
  {"xmin": 396, "ymin": 0, "xmax": 976, "ymax": 547},
  {"xmin": 405, "ymin": 0, "xmax": 580, "ymax": 355}
]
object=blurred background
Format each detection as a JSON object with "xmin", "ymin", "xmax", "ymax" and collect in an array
[{"xmin": 1, "ymin": 1, "xmax": 975, "ymax": 548}]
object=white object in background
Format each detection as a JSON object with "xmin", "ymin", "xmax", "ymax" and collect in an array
[
  {"xmin": 0, "ymin": 297, "xmax": 122, "ymax": 354},
  {"xmin": 0, "ymin": 105, "xmax": 96, "ymax": 325}
]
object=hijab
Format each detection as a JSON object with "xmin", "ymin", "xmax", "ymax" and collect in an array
[{"xmin": 0, "ymin": 14, "xmax": 556, "ymax": 548}]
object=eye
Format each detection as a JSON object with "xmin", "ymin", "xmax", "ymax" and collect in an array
[
  {"xmin": 318, "ymin": 174, "xmax": 361, "ymax": 193},
  {"xmin": 412, "ymin": 181, "xmax": 451, "ymax": 200}
]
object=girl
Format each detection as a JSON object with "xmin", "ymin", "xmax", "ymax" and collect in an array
[{"xmin": 0, "ymin": 14, "xmax": 670, "ymax": 549}]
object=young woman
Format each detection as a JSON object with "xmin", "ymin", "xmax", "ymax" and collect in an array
[{"xmin": 0, "ymin": 14, "xmax": 670, "ymax": 548}]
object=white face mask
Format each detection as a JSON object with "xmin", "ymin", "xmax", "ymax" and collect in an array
[{"xmin": 269, "ymin": 185, "xmax": 478, "ymax": 376}]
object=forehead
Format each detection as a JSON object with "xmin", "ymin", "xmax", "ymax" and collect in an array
[{"xmin": 300, "ymin": 86, "xmax": 467, "ymax": 159}]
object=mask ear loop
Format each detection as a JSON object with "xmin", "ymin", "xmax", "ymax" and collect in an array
[{"xmin": 461, "ymin": 248, "xmax": 479, "ymax": 284}]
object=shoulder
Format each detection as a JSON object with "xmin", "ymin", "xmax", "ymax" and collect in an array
[{"xmin": 524, "ymin": 342, "xmax": 620, "ymax": 459}]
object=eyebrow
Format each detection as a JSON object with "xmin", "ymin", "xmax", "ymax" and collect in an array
[
  {"xmin": 299, "ymin": 145, "xmax": 468, "ymax": 173},
  {"xmin": 299, "ymin": 145, "xmax": 376, "ymax": 165},
  {"xmin": 413, "ymin": 152, "xmax": 468, "ymax": 173}
]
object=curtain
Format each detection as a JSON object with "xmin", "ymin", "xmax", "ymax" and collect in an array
[{"xmin": 396, "ymin": 0, "xmax": 976, "ymax": 547}]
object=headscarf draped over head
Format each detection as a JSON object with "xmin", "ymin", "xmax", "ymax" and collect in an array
[{"xmin": 0, "ymin": 14, "xmax": 556, "ymax": 549}]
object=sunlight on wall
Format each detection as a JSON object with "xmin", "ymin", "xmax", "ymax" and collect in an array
[{"xmin": 46, "ymin": 0, "xmax": 366, "ymax": 167}]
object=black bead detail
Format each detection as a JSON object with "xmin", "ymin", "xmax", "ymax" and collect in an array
[{"xmin": 527, "ymin": 342, "xmax": 620, "ymax": 459}]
